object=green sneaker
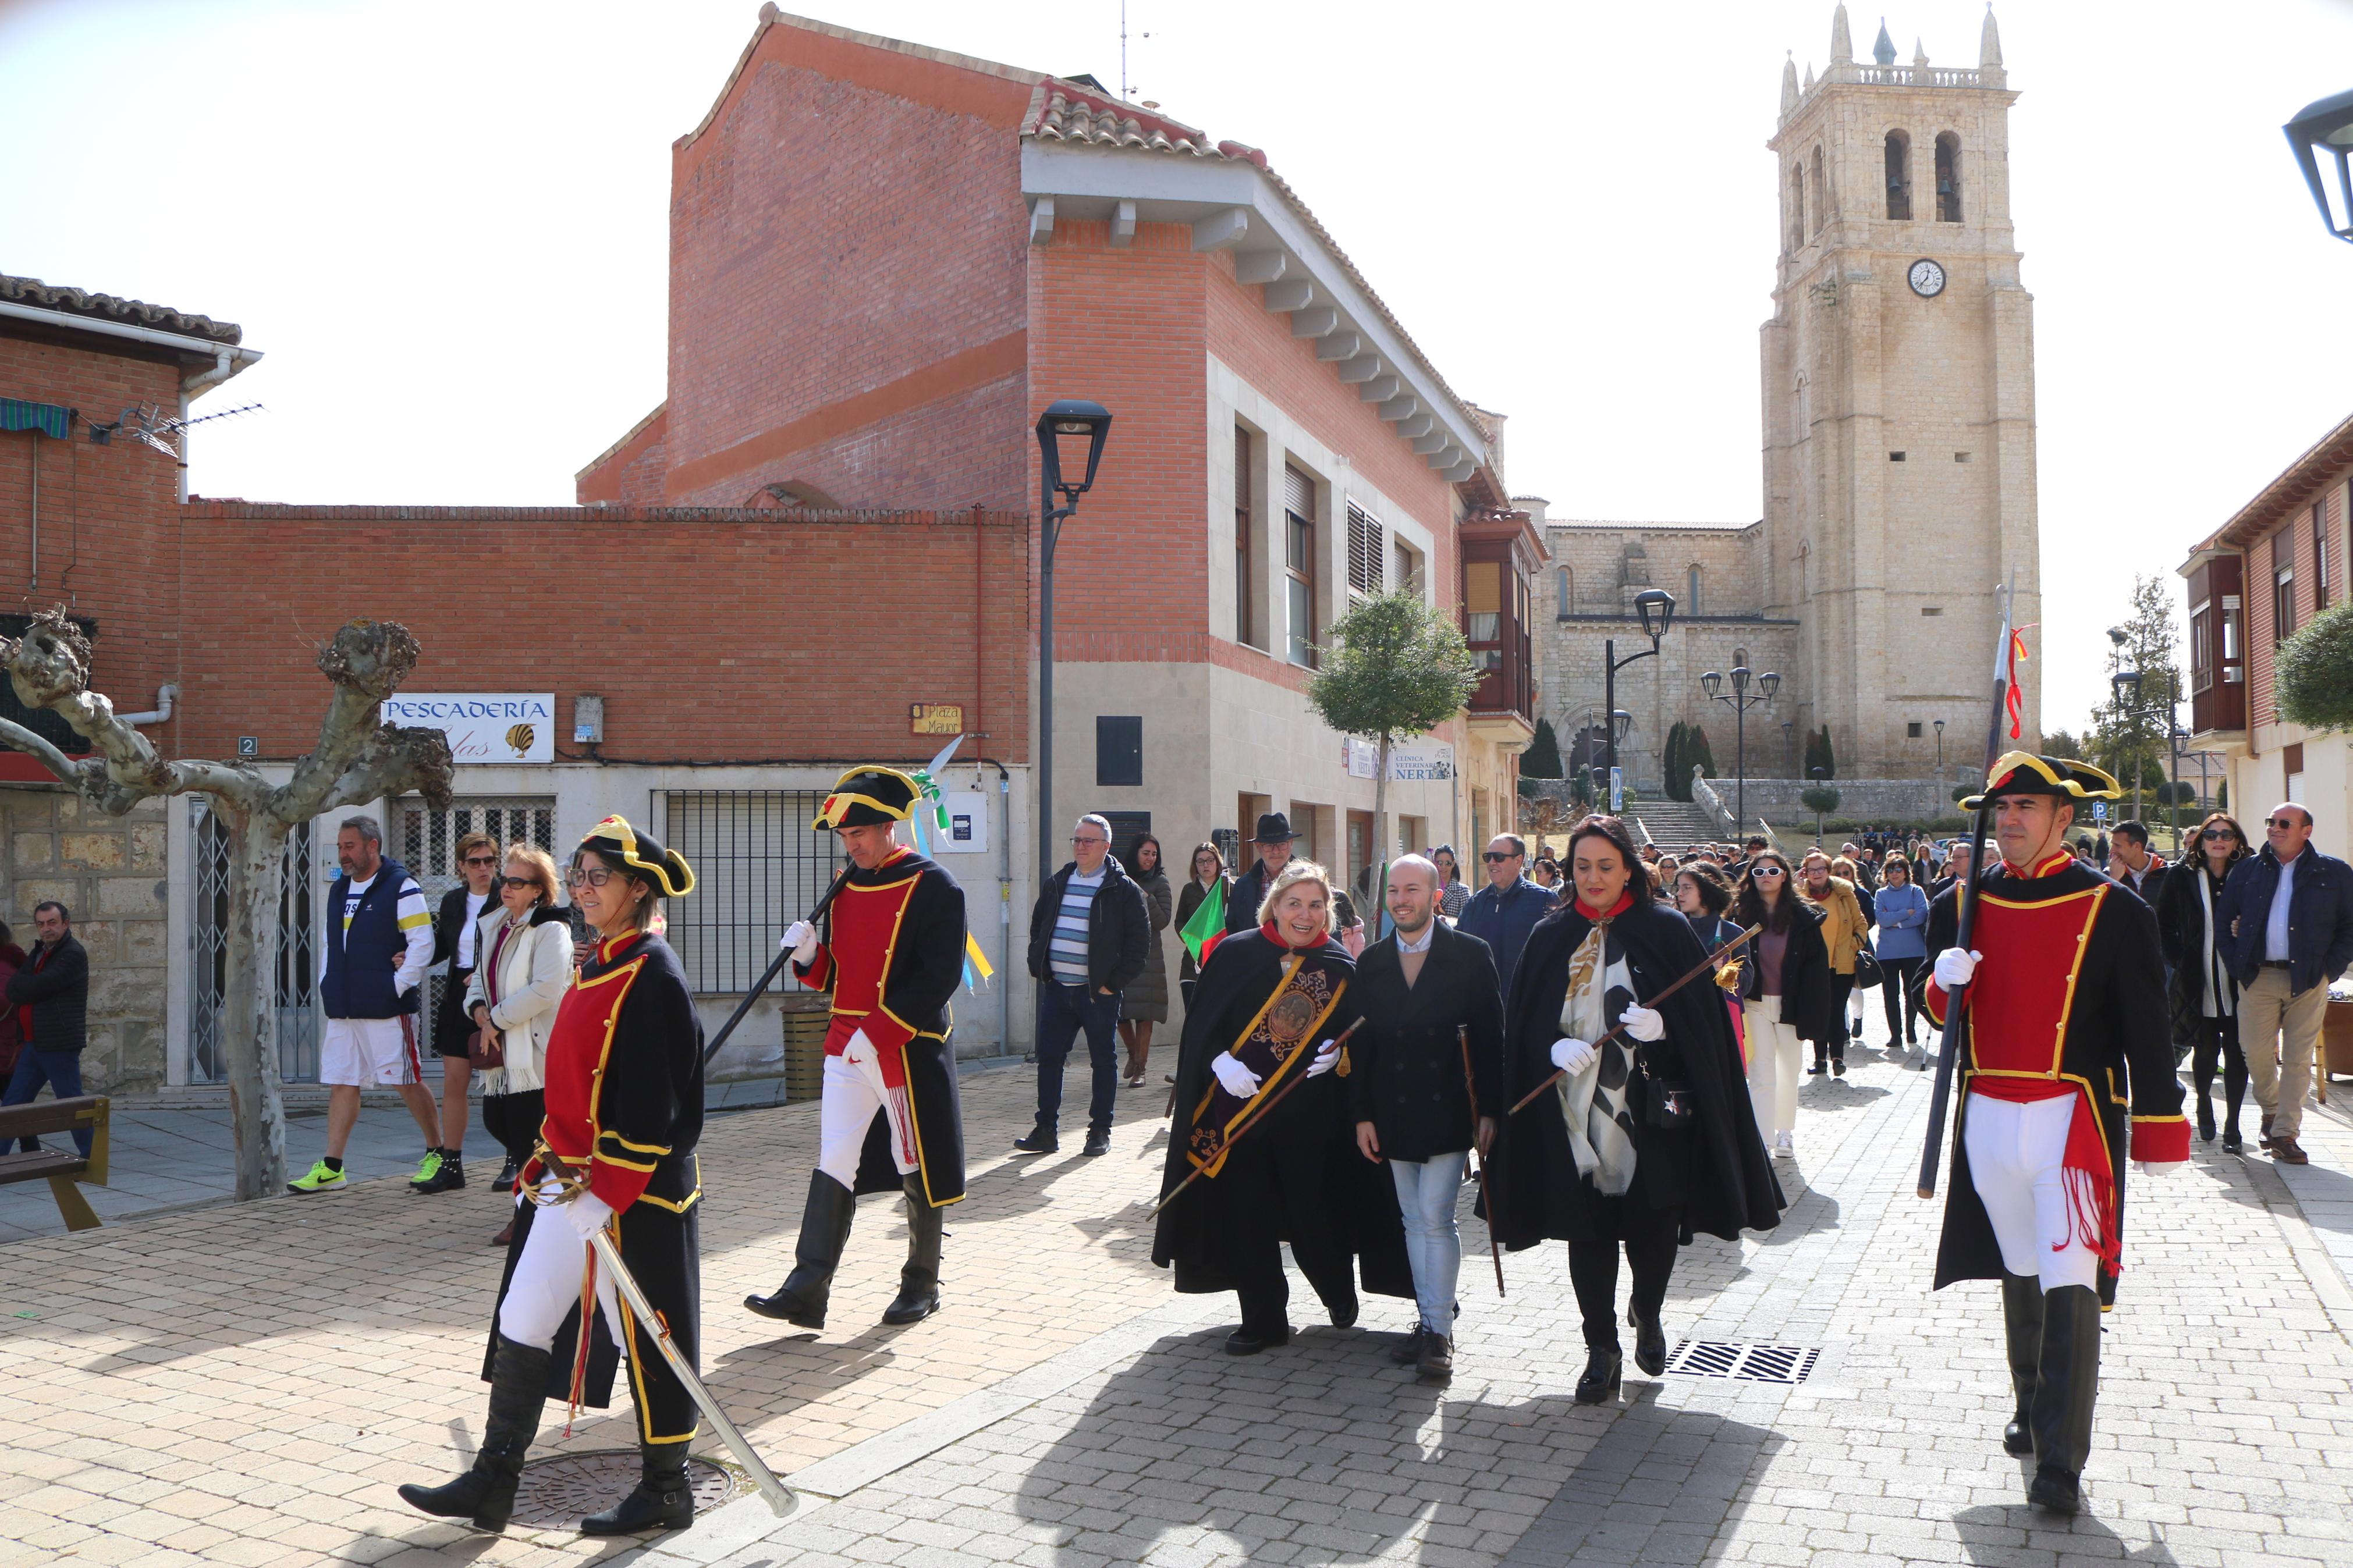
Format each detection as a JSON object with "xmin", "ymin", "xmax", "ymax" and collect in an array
[
  {"xmin": 288, "ymin": 1160, "xmax": 347, "ymax": 1194},
  {"xmin": 408, "ymin": 1149, "xmax": 444, "ymax": 1190}
]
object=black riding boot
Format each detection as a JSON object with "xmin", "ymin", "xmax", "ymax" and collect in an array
[
  {"xmin": 580, "ymin": 1440, "xmax": 695, "ymax": 1536},
  {"xmin": 2027, "ymin": 1284, "xmax": 2101, "ymax": 1513},
  {"xmin": 1999, "ymin": 1272, "xmax": 2043, "ymax": 1456},
  {"xmin": 398, "ymin": 1334, "xmax": 550, "ymax": 1532},
  {"xmin": 744, "ymin": 1171, "xmax": 856, "ymax": 1329},
  {"xmin": 881, "ymin": 1176, "xmax": 943, "ymax": 1325}
]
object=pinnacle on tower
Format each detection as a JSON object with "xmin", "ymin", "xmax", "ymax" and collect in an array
[
  {"xmin": 1873, "ymin": 17, "xmax": 1897, "ymax": 67},
  {"xmin": 1981, "ymin": 3, "xmax": 2004, "ymax": 69},
  {"xmin": 1804, "ymin": 61, "xmax": 1816, "ymax": 92},
  {"xmin": 1781, "ymin": 51, "xmax": 1800, "ymax": 116},
  {"xmin": 1830, "ymin": 3, "xmax": 1852, "ymax": 65},
  {"xmin": 1914, "ymin": 37, "xmax": 1929, "ymax": 70}
]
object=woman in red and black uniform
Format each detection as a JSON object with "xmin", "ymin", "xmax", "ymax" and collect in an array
[{"xmin": 399, "ymin": 816, "xmax": 705, "ymax": 1538}]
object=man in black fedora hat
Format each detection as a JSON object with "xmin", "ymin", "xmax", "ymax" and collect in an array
[{"xmin": 1227, "ymin": 813, "xmax": 1305, "ymax": 937}]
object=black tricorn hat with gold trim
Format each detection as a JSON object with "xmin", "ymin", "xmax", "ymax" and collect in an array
[
  {"xmin": 1961, "ymin": 752, "xmax": 2124, "ymax": 812},
  {"xmin": 576, "ymin": 814, "xmax": 695, "ymax": 897},
  {"xmin": 812, "ymin": 766, "xmax": 921, "ymax": 830}
]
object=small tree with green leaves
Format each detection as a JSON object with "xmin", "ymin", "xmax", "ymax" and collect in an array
[
  {"xmin": 1308, "ymin": 586, "xmax": 1484, "ymax": 894},
  {"xmin": 1662, "ymin": 721, "xmax": 1690, "ymax": 800},
  {"xmin": 2090, "ymin": 573, "xmax": 2185, "ymax": 828},
  {"xmin": 1804, "ymin": 726, "xmax": 1837, "ymax": 780},
  {"xmin": 1522, "ymin": 716, "xmax": 1564, "ymax": 780},
  {"xmin": 1801, "ymin": 784, "xmax": 1841, "ymax": 840},
  {"xmin": 1571, "ymin": 764, "xmax": 1597, "ymax": 808},
  {"xmin": 2276, "ymin": 602, "xmax": 2353, "ymax": 733},
  {"xmin": 1688, "ymin": 721, "xmax": 1718, "ymax": 782}
]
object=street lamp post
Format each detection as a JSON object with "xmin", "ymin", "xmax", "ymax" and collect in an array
[
  {"xmin": 1780, "ymin": 720, "xmax": 1795, "ymax": 778},
  {"xmin": 1933, "ymin": 718, "xmax": 1945, "ymax": 774},
  {"xmin": 2110, "ymin": 668, "xmax": 2189, "ymax": 845},
  {"xmin": 1603, "ymin": 589, "xmax": 1676, "ymax": 810},
  {"xmin": 1701, "ymin": 665, "xmax": 1781, "ymax": 831},
  {"xmin": 1034, "ymin": 399, "xmax": 1113, "ymax": 886},
  {"xmin": 2287, "ymin": 87, "xmax": 2353, "ymax": 241},
  {"xmin": 1808, "ymin": 765, "xmax": 1829, "ymax": 840}
]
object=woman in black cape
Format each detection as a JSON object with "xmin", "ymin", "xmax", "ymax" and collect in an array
[
  {"xmin": 1486, "ymin": 816, "xmax": 1781, "ymax": 1403},
  {"xmin": 1152, "ymin": 860, "xmax": 1413, "ymax": 1354}
]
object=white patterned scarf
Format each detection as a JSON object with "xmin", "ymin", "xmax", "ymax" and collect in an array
[{"xmin": 1557, "ymin": 920, "xmax": 1641, "ymax": 1196}]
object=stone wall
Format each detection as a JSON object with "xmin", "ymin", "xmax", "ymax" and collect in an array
[
  {"xmin": 1720, "ymin": 776, "xmax": 1968, "ymax": 825},
  {"xmin": 1, "ymin": 787, "xmax": 169, "ymax": 1094}
]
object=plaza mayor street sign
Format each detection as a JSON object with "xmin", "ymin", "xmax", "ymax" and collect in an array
[{"xmin": 384, "ymin": 693, "xmax": 556, "ymax": 763}]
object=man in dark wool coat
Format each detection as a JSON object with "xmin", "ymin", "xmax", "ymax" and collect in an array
[
  {"xmin": 1153, "ymin": 859, "xmax": 1413, "ymax": 1355},
  {"xmin": 1922, "ymin": 753, "xmax": 2187, "ymax": 1516}
]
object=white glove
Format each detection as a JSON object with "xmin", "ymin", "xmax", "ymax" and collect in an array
[
  {"xmin": 1619, "ymin": 1004, "xmax": 1665, "ymax": 1043},
  {"xmin": 1304, "ymin": 1039, "xmax": 1341, "ymax": 1078},
  {"xmin": 1211, "ymin": 1053, "xmax": 1262, "ymax": 1098},
  {"xmin": 1933, "ymin": 948, "xmax": 1981, "ymax": 990},
  {"xmin": 781, "ymin": 920, "xmax": 819, "ymax": 963},
  {"xmin": 1550, "ymin": 1037, "xmax": 1598, "ymax": 1076},
  {"xmin": 844, "ymin": 1027, "xmax": 876, "ymax": 1066},
  {"xmin": 564, "ymin": 1191, "xmax": 615, "ymax": 1241}
]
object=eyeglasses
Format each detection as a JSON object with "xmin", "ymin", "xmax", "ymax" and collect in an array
[
  {"xmin": 463, "ymin": 854, "xmax": 499, "ymax": 867},
  {"xmin": 1482, "ymin": 851, "xmax": 1517, "ymax": 863},
  {"xmin": 565, "ymin": 867, "xmax": 619, "ymax": 888},
  {"xmin": 1070, "ymin": 837, "xmax": 1108, "ymax": 848},
  {"xmin": 1751, "ymin": 866, "xmax": 1785, "ymax": 879}
]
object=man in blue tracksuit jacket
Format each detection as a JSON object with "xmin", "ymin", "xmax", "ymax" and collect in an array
[{"xmin": 1456, "ymin": 833, "xmax": 1555, "ymax": 1002}]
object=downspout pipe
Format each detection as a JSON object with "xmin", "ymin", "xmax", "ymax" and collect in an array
[{"xmin": 117, "ymin": 682, "xmax": 178, "ymax": 727}]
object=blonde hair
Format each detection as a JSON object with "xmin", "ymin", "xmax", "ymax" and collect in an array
[
  {"xmin": 1255, "ymin": 859, "xmax": 1336, "ymax": 932},
  {"xmin": 503, "ymin": 844, "xmax": 560, "ymax": 909}
]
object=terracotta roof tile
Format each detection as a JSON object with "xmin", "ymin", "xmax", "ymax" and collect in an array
[{"xmin": 0, "ymin": 273, "xmax": 242, "ymax": 346}]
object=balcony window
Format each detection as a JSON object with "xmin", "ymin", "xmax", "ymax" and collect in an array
[
  {"xmin": 1465, "ymin": 560, "xmax": 1503, "ymax": 669},
  {"xmin": 1284, "ymin": 465, "xmax": 1317, "ymax": 669}
]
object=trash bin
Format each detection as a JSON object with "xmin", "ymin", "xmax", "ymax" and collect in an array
[{"xmin": 782, "ymin": 1002, "xmax": 828, "ymax": 1104}]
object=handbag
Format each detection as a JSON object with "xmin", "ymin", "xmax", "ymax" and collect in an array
[
  {"xmin": 466, "ymin": 920, "xmax": 515, "ymax": 1069},
  {"xmin": 1634, "ymin": 1038, "xmax": 1696, "ymax": 1130},
  {"xmin": 1854, "ymin": 947, "xmax": 1884, "ymax": 991}
]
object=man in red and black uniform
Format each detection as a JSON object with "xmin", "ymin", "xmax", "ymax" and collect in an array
[
  {"xmin": 1923, "ymin": 753, "xmax": 2189, "ymax": 1516},
  {"xmin": 746, "ymin": 766, "xmax": 967, "ymax": 1331}
]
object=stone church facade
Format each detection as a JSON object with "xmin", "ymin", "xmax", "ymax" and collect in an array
[{"xmin": 1542, "ymin": 5, "xmax": 2042, "ymax": 794}]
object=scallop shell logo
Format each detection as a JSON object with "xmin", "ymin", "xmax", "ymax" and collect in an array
[{"xmin": 505, "ymin": 723, "xmax": 535, "ymax": 756}]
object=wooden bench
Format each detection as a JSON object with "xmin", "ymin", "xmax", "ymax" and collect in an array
[{"xmin": 0, "ymin": 1095, "xmax": 111, "ymax": 1231}]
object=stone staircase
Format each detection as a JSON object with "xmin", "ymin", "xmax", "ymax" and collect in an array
[{"xmin": 1630, "ymin": 798, "xmax": 1724, "ymax": 854}]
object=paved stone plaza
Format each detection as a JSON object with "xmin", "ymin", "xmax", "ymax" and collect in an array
[{"xmin": 3, "ymin": 1011, "xmax": 2351, "ymax": 1568}]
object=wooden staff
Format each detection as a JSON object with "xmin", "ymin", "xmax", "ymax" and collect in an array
[
  {"xmin": 1507, "ymin": 926, "xmax": 1761, "ymax": 1115},
  {"xmin": 1457, "ymin": 1023, "xmax": 1505, "ymax": 1296},
  {"xmin": 702, "ymin": 863, "xmax": 854, "ymax": 1065},
  {"xmin": 1148, "ymin": 1016, "xmax": 1367, "ymax": 1217}
]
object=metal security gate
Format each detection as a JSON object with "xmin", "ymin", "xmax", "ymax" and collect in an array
[
  {"xmin": 662, "ymin": 791, "xmax": 835, "ymax": 996},
  {"xmin": 189, "ymin": 803, "xmax": 321, "ymax": 1084},
  {"xmin": 398, "ymin": 796, "xmax": 558, "ymax": 1040}
]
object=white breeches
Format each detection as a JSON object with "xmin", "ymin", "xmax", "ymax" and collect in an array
[
  {"xmin": 1962, "ymin": 1093, "xmax": 2100, "ymax": 1294},
  {"xmin": 817, "ymin": 1048, "xmax": 918, "ymax": 1190},
  {"xmin": 497, "ymin": 1180, "xmax": 622, "ymax": 1351}
]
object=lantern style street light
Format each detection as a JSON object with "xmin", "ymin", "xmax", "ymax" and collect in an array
[
  {"xmin": 1602, "ymin": 589, "xmax": 1676, "ymax": 808},
  {"xmin": 1034, "ymin": 399, "xmax": 1114, "ymax": 884},
  {"xmin": 1701, "ymin": 665, "xmax": 1780, "ymax": 831},
  {"xmin": 2287, "ymin": 87, "xmax": 2353, "ymax": 242}
]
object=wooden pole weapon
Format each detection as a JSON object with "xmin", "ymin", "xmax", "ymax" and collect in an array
[
  {"xmin": 702, "ymin": 863, "xmax": 854, "ymax": 1065},
  {"xmin": 1507, "ymin": 926, "xmax": 1761, "ymax": 1115},
  {"xmin": 1457, "ymin": 1023, "xmax": 1505, "ymax": 1296},
  {"xmin": 1917, "ymin": 576, "xmax": 2015, "ymax": 1199},
  {"xmin": 1148, "ymin": 1016, "xmax": 1368, "ymax": 1217}
]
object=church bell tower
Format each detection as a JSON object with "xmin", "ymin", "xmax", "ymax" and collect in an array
[{"xmin": 1762, "ymin": 5, "xmax": 2040, "ymax": 780}]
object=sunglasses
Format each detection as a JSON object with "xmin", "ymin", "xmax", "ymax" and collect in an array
[
  {"xmin": 566, "ymin": 867, "xmax": 619, "ymax": 887},
  {"xmin": 463, "ymin": 855, "xmax": 499, "ymax": 867},
  {"xmin": 2202, "ymin": 829, "xmax": 2237, "ymax": 841},
  {"xmin": 1751, "ymin": 866, "xmax": 1785, "ymax": 879},
  {"xmin": 498, "ymin": 875, "xmax": 543, "ymax": 890},
  {"xmin": 2266, "ymin": 817, "xmax": 2305, "ymax": 830},
  {"xmin": 1482, "ymin": 851, "xmax": 1517, "ymax": 863}
]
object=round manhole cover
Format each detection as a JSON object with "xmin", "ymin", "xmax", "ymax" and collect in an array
[{"xmin": 509, "ymin": 1449, "xmax": 740, "ymax": 1530}]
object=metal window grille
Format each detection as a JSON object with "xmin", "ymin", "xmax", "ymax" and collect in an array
[
  {"xmin": 397, "ymin": 796, "xmax": 558, "ymax": 1037},
  {"xmin": 1346, "ymin": 504, "xmax": 1383, "ymax": 597},
  {"xmin": 189, "ymin": 802, "xmax": 320, "ymax": 1084},
  {"xmin": 663, "ymin": 791, "xmax": 836, "ymax": 995}
]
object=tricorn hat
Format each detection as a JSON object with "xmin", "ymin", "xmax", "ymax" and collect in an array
[
  {"xmin": 1960, "ymin": 752, "xmax": 2124, "ymax": 812},
  {"xmin": 576, "ymin": 815, "xmax": 695, "ymax": 897},
  {"xmin": 812, "ymin": 766, "xmax": 922, "ymax": 830},
  {"xmin": 1251, "ymin": 812, "xmax": 1304, "ymax": 844}
]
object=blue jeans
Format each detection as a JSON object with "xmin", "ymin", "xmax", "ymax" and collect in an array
[
  {"xmin": 3, "ymin": 1048, "xmax": 92, "ymax": 1157},
  {"xmin": 1034, "ymin": 981, "xmax": 1121, "ymax": 1134},
  {"xmin": 1389, "ymin": 1151, "xmax": 1468, "ymax": 1332}
]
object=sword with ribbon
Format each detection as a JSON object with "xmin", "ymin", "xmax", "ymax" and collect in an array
[{"xmin": 533, "ymin": 1149, "xmax": 795, "ymax": 1519}]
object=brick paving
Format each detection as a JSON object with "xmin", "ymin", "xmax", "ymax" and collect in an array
[{"xmin": 3, "ymin": 1015, "xmax": 2352, "ymax": 1567}]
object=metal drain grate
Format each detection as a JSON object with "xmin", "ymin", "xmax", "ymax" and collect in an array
[
  {"xmin": 508, "ymin": 1449, "xmax": 739, "ymax": 1530},
  {"xmin": 1661, "ymin": 1339, "xmax": 1820, "ymax": 1384}
]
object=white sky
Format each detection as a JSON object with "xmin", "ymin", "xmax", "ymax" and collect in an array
[{"xmin": 6, "ymin": 0, "xmax": 2353, "ymax": 735}]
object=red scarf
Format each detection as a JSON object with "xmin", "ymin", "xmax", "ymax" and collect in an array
[
  {"xmin": 1573, "ymin": 891, "xmax": 1634, "ymax": 923},
  {"xmin": 1260, "ymin": 920, "xmax": 1331, "ymax": 950}
]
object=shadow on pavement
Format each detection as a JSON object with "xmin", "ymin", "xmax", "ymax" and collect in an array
[
  {"xmin": 1753, "ymin": 1182, "xmax": 1841, "ymax": 1248},
  {"xmin": 1952, "ymin": 1501, "xmax": 2180, "ymax": 1566}
]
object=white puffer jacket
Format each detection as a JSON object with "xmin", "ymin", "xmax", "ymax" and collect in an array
[{"xmin": 461, "ymin": 905, "xmax": 573, "ymax": 1094}]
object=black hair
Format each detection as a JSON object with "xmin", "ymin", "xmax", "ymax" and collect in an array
[
  {"xmin": 1677, "ymin": 860, "xmax": 1735, "ymax": 915},
  {"xmin": 2111, "ymin": 820, "xmax": 2149, "ymax": 848},
  {"xmin": 1123, "ymin": 833, "xmax": 1165, "ymax": 880},
  {"xmin": 1563, "ymin": 815, "xmax": 1653, "ymax": 904}
]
